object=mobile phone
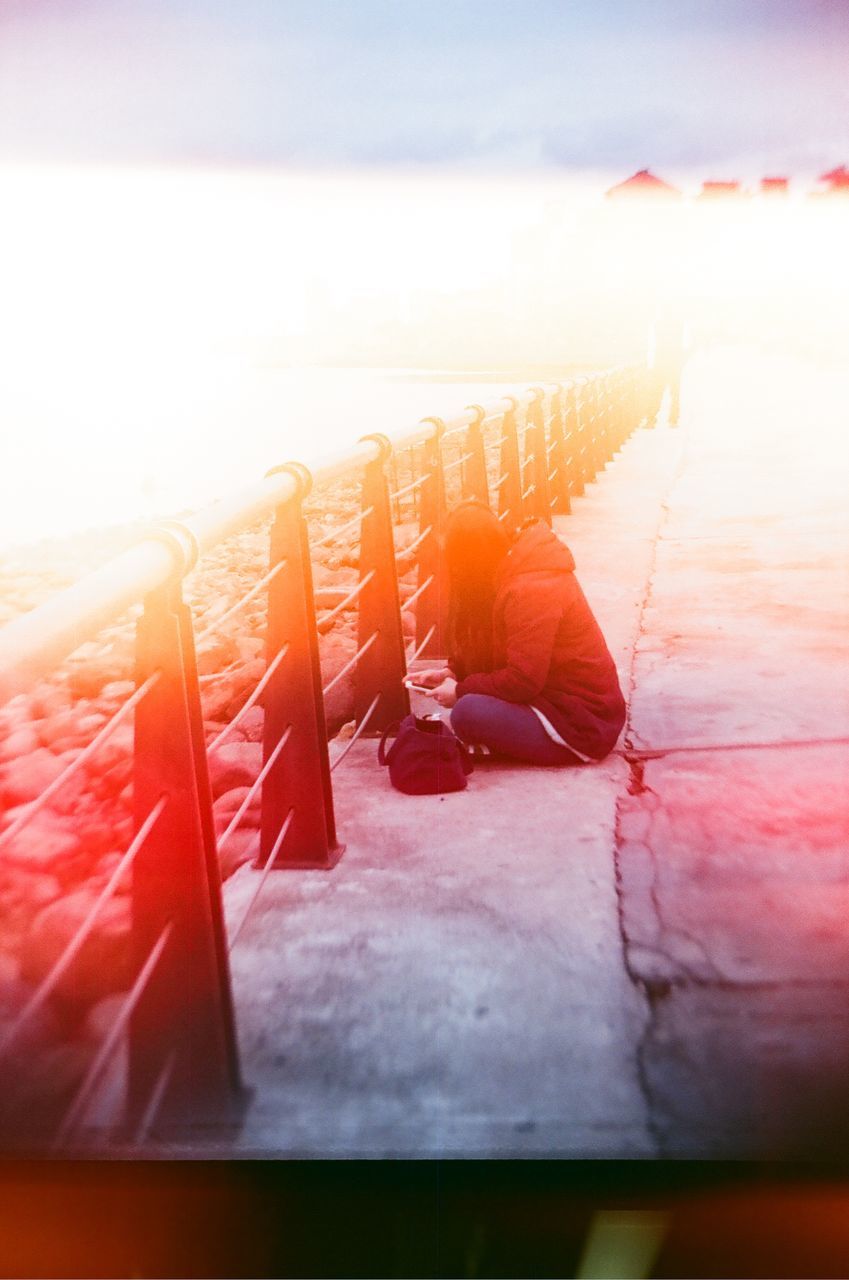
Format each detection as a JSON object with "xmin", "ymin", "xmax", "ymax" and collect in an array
[{"xmin": 404, "ymin": 678, "xmax": 433, "ymax": 693}]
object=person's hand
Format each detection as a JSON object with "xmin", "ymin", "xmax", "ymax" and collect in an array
[
  {"xmin": 412, "ymin": 667, "xmax": 452, "ymax": 689},
  {"xmin": 427, "ymin": 677, "xmax": 458, "ymax": 708}
]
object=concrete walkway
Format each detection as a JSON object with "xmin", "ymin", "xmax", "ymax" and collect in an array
[{"xmin": 222, "ymin": 347, "xmax": 849, "ymax": 1158}]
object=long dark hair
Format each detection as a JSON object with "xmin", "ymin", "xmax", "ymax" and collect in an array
[{"xmin": 443, "ymin": 500, "xmax": 509, "ymax": 678}]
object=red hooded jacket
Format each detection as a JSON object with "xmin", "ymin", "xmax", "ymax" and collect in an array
[{"xmin": 453, "ymin": 521, "xmax": 626, "ymax": 760}]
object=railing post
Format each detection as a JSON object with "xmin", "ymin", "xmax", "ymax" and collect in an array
[
  {"xmin": 571, "ymin": 381, "xmax": 589, "ymax": 496},
  {"xmin": 547, "ymin": 384, "xmax": 572, "ymax": 515},
  {"xmin": 586, "ymin": 378, "xmax": 602, "ymax": 482},
  {"xmin": 528, "ymin": 387, "xmax": 553, "ymax": 525},
  {"xmin": 497, "ymin": 396, "xmax": 523, "ymax": 533},
  {"xmin": 414, "ymin": 419, "xmax": 448, "ymax": 656},
  {"xmin": 615, "ymin": 370, "xmax": 629, "ymax": 452},
  {"xmin": 260, "ymin": 464, "xmax": 343, "ymax": 870},
  {"xmin": 598, "ymin": 374, "xmax": 613, "ymax": 468},
  {"xmin": 462, "ymin": 405, "xmax": 490, "ymax": 505},
  {"xmin": 354, "ymin": 434, "xmax": 410, "ymax": 732},
  {"xmin": 130, "ymin": 532, "xmax": 244, "ymax": 1134},
  {"xmin": 561, "ymin": 383, "xmax": 580, "ymax": 504}
]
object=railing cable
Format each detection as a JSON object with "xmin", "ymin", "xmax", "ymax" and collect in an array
[
  {"xmin": 194, "ymin": 560, "xmax": 286, "ymax": 645},
  {"xmin": 53, "ymin": 921, "xmax": 174, "ymax": 1150},
  {"xmin": 402, "ymin": 575, "xmax": 435, "ymax": 613},
  {"xmin": 227, "ymin": 808, "xmax": 296, "ymax": 952},
  {"xmin": 0, "ymin": 673, "xmax": 161, "ymax": 856},
  {"xmin": 322, "ymin": 631, "xmax": 378, "ymax": 696},
  {"xmin": 0, "ymin": 794, "xmax": 169, "ymax": 1063},
  {"xmin": 216, "ymin": 726, "xmax": 293, "ymax": 853},
  {"xmin": 329, "ymin": 693, "xmax": 381, "ymax": 773},
  {"xmin": 388, "ymin": 475, "xmax": 426, "ymax": 504},
  {"xmin": 132, "ymin": 1049, "xmax": 176, "ymax": 1147},
  {"xmin": 317, "ymin": 571, "xmax": 375, "ymax": 632},
  {"xmin": 396, "ymin": 524, "xmax": 433, "ymax": 561},
  {"xmin": 206, "ymin": 645, "xmax": 289, "ymax": 754},
  {"xmin": 405, "ymin": 624, "xmax": 436, "ymax": 665}
]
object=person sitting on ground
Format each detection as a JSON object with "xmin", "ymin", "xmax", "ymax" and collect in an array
[{"xmin": 416, "ymin": 501, "xmax": 626, "ymax": 765}]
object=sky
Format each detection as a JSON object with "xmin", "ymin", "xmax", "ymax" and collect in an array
[{"xmin": 1, "ymin": 0, "xmax": 848, "ymax": 178}]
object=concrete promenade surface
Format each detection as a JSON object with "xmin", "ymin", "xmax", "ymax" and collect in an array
[{"xmin": 221, "ymin": 347, "xmax": 849, "ymax": 1159}]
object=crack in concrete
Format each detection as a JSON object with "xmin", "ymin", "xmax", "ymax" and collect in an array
[
  {"xmin": 609, "ymin": 418, "xmax": 849, "ymax": 1155},
  {"xmin": 609, "ymin": 420, "xmax": 689, "ymax": 1155},
  {"xmin": 622, "ymin": 735, "xmax": 849, "ymax": 760}
]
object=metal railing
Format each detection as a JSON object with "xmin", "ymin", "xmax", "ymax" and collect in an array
[{"xmin": 0, "ymin": 363, "xmax": 652, "ymax": 1149}]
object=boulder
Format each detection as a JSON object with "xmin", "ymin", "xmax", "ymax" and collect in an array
[
  {"xmin": 315, "ymin": 586, "xmax": 356, "ymax": 610},
  {"xmin": 229, "ymin": 706, "xmax": 264, "ymax": 743},
  {"xmin": 29, "ymin": 686, "xmax": 72, "ymax": 720},
  {"xmin": 94, "ymin": 852, "xmax": 133, "ymax": 895},
  {"xmin": 0, "ymin": 724, "xmax": 40, "ymax": 763},
  {"xmin": 82, "ymin": 993, "xmax": 126, "ymax": 1043},
  {"xmin": 401, "ymin": 609, "xmax": 417, "ymax": 638},
  {"xmin": 207, "ymin": 742, "xmax": 262, "ymax": 798},
  {"xmin": 214, "ymin": 786, "xmax": 261, "ymax": 836},
  {"xmin": 67, "ymin": 652, "xmax": 132, "ymax": 699},
  {"xmin": 0, "ymin": 968, "xmax": 62, "ymax": 1055},
  {"xmin": 0, "ymin": 747, "xmax": 68, "ymax": 807},
  {"xmin": 196, "ymin": 635, "xmax": 237, "ymax": 677},
  {"xmin": 0, "ymin": 813, "xmax": 82, "ymax": 875},
  {"xmin": 21, "ymin": 889, "xmax": 132, "ymax": 1007},
  {"xmin": 0, "ymin": 866, "xmax": 63, "ymax": 941},
  {"xmin": 98, "ymin": 680, "xmax": 135, "ymax": 705},
  {"xmin": 219, "ymin": 828, "xmax": 260, "ymax": 880},
  {"xmin": 235, "ymin": 637, "xmax": 263, "ymax": 662},
  {"xmin": 320, "ymin": 632, "xmax": 357, "ymax": 733},
  {"xmin": 86, "ymin": 726, "xmax": 132, "ymax": 774},
  {"xmin": 201, "ymin": 660, "xmax": 266, "ymax": 722},
  {"xmin": 39, "ymin": 711, "xmax": 89, "ymax": 750}
]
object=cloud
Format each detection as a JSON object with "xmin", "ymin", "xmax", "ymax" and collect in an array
[{"xmin": 0, "ymin": 0, "xmax": 846, "ymax": 172}]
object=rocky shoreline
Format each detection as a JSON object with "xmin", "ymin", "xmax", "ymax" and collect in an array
[{"xmin": 0, "ymin": 475, "xmax": 423, "ymax": 1132}]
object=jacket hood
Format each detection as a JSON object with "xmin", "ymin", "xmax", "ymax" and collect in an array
[{"xmin": 501, "ymin": 520, "xmax": 575, "ymax": 579}]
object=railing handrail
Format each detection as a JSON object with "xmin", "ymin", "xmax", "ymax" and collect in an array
[
  {"xmin": 0, "ymin": 381, "xmax": 558, "ymax": 708},
  {"xmin": 0, "ymin": 355, "xmax": 652, "ymax": 1148}
]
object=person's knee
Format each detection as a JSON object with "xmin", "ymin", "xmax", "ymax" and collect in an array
[{"xmin": 450, "ymin": 693, "xmax": 487, "ymax": 739}]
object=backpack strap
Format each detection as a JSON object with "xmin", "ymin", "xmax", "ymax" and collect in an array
[{"xmin": 377, "ymin": 720, "xmax": 402, "ymax": 766}]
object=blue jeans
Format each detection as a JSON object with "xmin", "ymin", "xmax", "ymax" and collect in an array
[{"xmin": 450, "ymin": 693, "xmax": 583, "ymax": 766}]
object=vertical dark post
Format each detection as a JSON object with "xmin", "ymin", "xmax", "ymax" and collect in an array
[
  {"xmin": 598, "ymin": 374, "xmax": 612, "ymax": 468},
  {"xmin": 614, "ymin": 370, "xmax": 628, "ymax": 452},
  {"xmin": 260, "ymin": 464, "xmax": 343, "ymax": 870},
  {"xmin": 497, "ymin": 396, "xmax": 523, "ymax": 533},
  {"xmin": 415, "ymin": 419, "xmax": 448, "ymax": 656},
  {"xmin": 355, "ymin": 434, "xmax": 410, "ymax": 732},
  {"xmin": 572, "ymin": 381, "xmax": 588, "ymax": 496},
  {"xmin": 131, "ymin": 551, "xmax": 243, "ymax": 1133},
  {"xmin": 547, "ymin": 384, "xmax": 571, "ymax": 515},
  {"xmin": 462, "ymin": 405, "xmax": 490, "ymax": 505},
  {"xmin": 561, "ymin": 383, "xmax": 581, "ymax": 503},
  {"xmin": 586, "ymin": 378, "xmax": 602, "ymax": 482},
  {"xmin": 528, "ymin": 387, "xmax": 553, "ymax": 525}
]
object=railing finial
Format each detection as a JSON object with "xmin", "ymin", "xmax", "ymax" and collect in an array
[
  {"xmin": 147, "ymin": 519, "xmax": 201, "ymax": 578},
  {"xmin": 265, "ymin": 460, "xmax": 313, "ymax": 500}
]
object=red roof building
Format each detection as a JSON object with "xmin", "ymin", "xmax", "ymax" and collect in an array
[
  {"xmin": 605, "ymin": 169, "xmax": 682, "ymax": 200},
  {"xmin": 817, "ymin": 166, "xmax": 849, "ymax": 195},
  {"xmin": 698, "ymin": 180, "xmax": 743, "ymax": 200}
]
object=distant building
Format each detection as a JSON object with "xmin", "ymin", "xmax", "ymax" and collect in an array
[
  {"xmin": 760, "ymin": 177, "xmax": 789, "ymax": 196},
  {"xmin": 697, "ymin": 180, "xmax": 742, "ymax": 200},
  {"xmin": 605, "ymin": 169, "xmax": 682, "ymax": 200},
  {"xmin": 816, "ymin": 166, "xmax": 849, "ymax": 196}
]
